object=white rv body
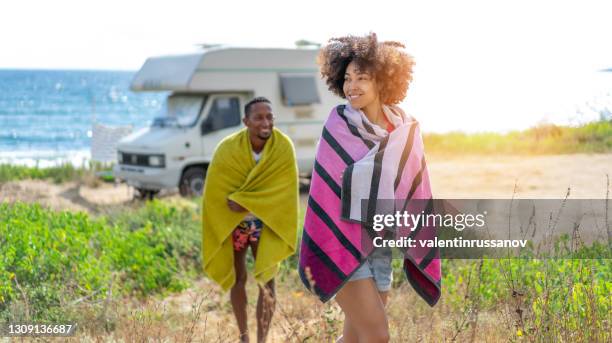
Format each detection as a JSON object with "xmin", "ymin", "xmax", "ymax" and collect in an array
[{"xmin": 114, "ymin": 47, "xmax": 339, "ymax": 196}]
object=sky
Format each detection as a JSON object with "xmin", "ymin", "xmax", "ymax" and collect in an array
[{"xmin": 2, "ymin": 0, "xmax": 612, "ymax": 132}]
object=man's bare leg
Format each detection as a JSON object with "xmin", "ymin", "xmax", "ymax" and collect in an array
[
  {"xmin": 250, "ymin": 240, "xmax": 276, "ymax": 342},
  {"xmin": 256, "ymin": 279, "xmax": 275, "ymax": 342},
  {"xmin": 231, "ymin": 247, "xmax": 249, "ymax": 342}
]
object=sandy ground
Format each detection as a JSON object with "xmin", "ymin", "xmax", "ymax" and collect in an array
[
  {"xmin": 427, "ymin": 153, "xmax": 611, "ymax": 198},
  {"xmin": 1, "ymin": 153, "xmax": 610, "ymax": 214},
  {"xmin": 0, "ymin": 179, "xmax": 135, "ymax": 213}
]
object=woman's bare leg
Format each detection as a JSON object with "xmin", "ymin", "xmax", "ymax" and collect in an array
[
  {"xmin": 337, "ymin": 289, "xmax": 390, "ymax": 343},
  {"xmin": 231, "ymin": 247, "xmax": 250, "ymax": 342},
  {"xmin": 335, "ymin": 278, "xmax": 390, "ymax": 343},
  {"xmin": 338, "ymin": 315, "xmax": 358, "ymax": 343},
  {"xmin": 378, "ymin": 291, "xmax": 389, "ymax": 306}
]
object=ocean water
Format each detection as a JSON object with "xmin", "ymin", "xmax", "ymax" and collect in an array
[
  {"xmin": 1, "ymin": 69, "xmax": 611, "ymax": 167},
  {"xmin": 0, "ymin": 69, "xmax": 166, "ymax": 167}
]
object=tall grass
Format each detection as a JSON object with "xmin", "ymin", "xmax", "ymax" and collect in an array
[{"xmin": 424, "ymin": 120, "xmax": 612, "ymax": 155}]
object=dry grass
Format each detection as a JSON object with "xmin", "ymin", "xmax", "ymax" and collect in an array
[{"xmin": 13, "ymin": 272, "xmax": 515, "ymax": 342}]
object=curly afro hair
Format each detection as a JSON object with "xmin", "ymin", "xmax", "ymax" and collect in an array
[{"xmin": 317, "ymin": 32, "xmax": 415, "ymax": 105}]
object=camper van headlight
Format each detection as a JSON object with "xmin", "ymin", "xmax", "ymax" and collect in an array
[{"xmin": 148, "ymin": 155, "xmax": 165, "ymax": 167}]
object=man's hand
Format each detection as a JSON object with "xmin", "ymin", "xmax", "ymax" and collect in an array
[{"xmin": 227, "ymin": 199, "xmax": 247, "ymax": 212}]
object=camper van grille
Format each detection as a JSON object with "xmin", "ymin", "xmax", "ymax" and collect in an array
[{"xmin": 119, "ymin": 152, "xmax": 165, "ymax": 168}]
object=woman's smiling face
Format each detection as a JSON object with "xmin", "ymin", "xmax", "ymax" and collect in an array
[{"xmin": 342, "ymin": 60, "xmax": 380, "ymax": 110}]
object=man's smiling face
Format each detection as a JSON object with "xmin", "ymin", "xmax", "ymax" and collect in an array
[{"xmin": 243, "ymin": 102, "xmax": 274, "ymax": 140}]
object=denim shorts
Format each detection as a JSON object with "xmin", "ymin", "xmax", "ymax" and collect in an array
[{"xmin": 348, "ymin": 247, "xmax": 393, "ymax": 292}]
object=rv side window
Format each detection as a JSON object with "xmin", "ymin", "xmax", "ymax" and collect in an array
[
  {"xmin": 280, "ymin": 75, "xmax": 320, "ymax": 106},
  {"xmin": 202, "ymin": 97, "xmax": 241, "ymax": 134}
]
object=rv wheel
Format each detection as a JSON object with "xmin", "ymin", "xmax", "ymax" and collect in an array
[{"xmin": 179, "ymin": 166, "xmax": 206, "ymax": 197}]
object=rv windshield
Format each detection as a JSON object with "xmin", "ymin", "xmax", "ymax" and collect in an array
[{"xmin": 154, "ymin": 95, "xmax": 206, "ymax": 128}]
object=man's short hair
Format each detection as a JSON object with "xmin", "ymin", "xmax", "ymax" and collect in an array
[{"xmin": 244, "ymin": 97, "xmax": 272, "ymax": 117}]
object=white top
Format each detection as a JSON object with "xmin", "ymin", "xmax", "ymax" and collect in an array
[
  {"xmin": 253, "ymin": 150, "xmax": 262, "ymax": 162},
  {"xmin": 243, "ymin": 149, "xmax": 263, "ymax": 221}
]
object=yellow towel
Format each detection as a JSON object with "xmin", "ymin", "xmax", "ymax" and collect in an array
[{"xmin": 202, "ymin": 127, "xmax": 299, "ymax": 290}]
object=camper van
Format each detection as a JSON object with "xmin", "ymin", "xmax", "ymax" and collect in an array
[{"xmin": 114, "ymin": 47, "xmax": 339, "ymax": 197}]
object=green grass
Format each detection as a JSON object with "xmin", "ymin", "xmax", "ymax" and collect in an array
[
  {"xmin": 0, "ymin": 161, "xmax": 115, "ymax": 184},
  {"xmin": 0, "ymin": 200, "xmax": 201, "ymax": 322},
  {"xmin": 441, "ymin": 256, "xmax": 611, "ymax": 340},
  {"xmin": 423, "ymin": 120, "xmax": 612, "ymax": 155},
  {"xmin": 0, "ymin": 163, "xmax": 87, "ymax": 184}
]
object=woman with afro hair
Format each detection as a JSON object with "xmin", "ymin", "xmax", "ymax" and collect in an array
[{"xmin": 299, "ymin": 33, "xmax": 441, "ymax": 342}]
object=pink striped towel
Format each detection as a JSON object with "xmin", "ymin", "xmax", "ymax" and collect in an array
[{"xmin": 298, "ymin": 104, "xmax": 441, "ymax": 306}]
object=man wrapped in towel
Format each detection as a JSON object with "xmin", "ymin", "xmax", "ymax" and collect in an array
[
  {"xmin": 298, "ymin": 103, "xmax": 441, "ymax": 306},
  {"xmin": 202, "ymin": 97, "xmax": 299, "ymax": 343}
]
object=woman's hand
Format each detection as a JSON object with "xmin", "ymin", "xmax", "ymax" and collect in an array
[{"xmin": 227, "ymin": 199, "xmax": 247, "ymax": 212}]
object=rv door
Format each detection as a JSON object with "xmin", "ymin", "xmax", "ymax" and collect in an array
[{"xmin": 201, "ymin": 94, "xmax": 244, "ymax": 158}]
